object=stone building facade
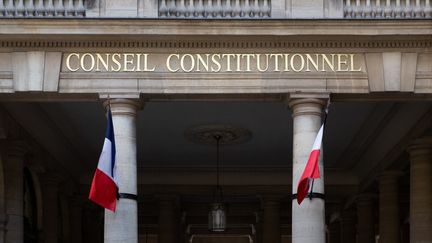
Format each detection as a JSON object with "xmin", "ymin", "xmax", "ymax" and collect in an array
[{"xmin": 0, "ymin": 0, "xmax": 431, "ymax": 243}]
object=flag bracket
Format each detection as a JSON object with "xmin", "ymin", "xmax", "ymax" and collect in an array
[
  {"xmin": 117, "ymin": 192, "xmax": 138, "ymax": 201},
  {"xmin": 291, "ymin": 193, "xmax": 325, "ymax": 201}
]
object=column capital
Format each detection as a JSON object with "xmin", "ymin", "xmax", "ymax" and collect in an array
[
  {"xmin": 157, "ymin": 194, "xmax": 179, "ymax": 203},
  {"xmin": 262, "ymin": 197, "xmax": 282, "ymax": 210},
  {"xmin": 379, "ymin": 171, "xmax": 404, "ymax": 182},
  {"xmin": 288, "ymin": 98, "xmax": 328, "ymax": 118},
  {"xmin": 261, "ymin": 194, "xmax": 283, "ymax": 203},
  {"xmin": 38, "ymin": 172, "xmax": 63, "ymax": 187},
  {"xmin": 407, "ymin": 136, "xmax": 432, "ymax": 158},
  {"xmin": 355, "ymin": 193, "xmax": 376, "ymax": 205},
  {"xmin": 340, "ymin": 210, "xmax": 356, "ymax": 223},
  {"xmin": 103, "ymin": 98, "xmax": 144, "ymax": 116}
]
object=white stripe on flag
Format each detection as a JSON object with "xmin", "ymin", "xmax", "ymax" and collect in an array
[
  {"xmin": 311, "ymin": 124, "xmax": 324, "ymax": 150},
  {"xmin": 96, "ymin": 138, "xmax": 116, "ymax": 183}
]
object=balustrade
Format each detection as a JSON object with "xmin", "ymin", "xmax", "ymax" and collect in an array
[
  {"xmin": 344, "ymin": 0, "xmax": 431, "ymax": 18},
  {"xmin": 158, "ymin": 0, "xmax": 271, "ymax": 18},
  {"xmin": 1, "ymin": 0, "xmax": 431, "ymax": 19},
  {"xmin": 0, "ymin": 0, "xmax": 85, "ymax": 17}
]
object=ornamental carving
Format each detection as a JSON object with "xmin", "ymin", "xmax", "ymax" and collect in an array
[{"xmin": 185, "ymin": 124, "xmax": 252, "ymax": 145}]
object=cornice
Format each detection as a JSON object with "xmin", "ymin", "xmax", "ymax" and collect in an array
[
  {"xmin": 0, "ymin": 39, "xmax": 431, "ymax": 50},
  {"xmin": 0, "ymin": 19, "xmax": 431, "ymax": 36}
]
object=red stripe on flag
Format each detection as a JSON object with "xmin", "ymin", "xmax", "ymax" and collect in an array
[
  {"xmin": 297, "ymin": 149, "xmax": 321, "ymax": 204},
  {"xmin": 89, "ymin": 169, "xmax": 117, "ymax": 212}
]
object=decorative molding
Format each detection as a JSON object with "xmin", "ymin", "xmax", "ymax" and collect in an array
[
  {"xmin": 407, "ymin": 136, "xmax": 432, "ymax": 157},
  {"xmin": 0, "ymin": 39, "xmax": 431, "ymax": 50},
  {"xmin": 1, "ymin": 19, "xmax": 431, "ymax": 37},
  {"xmin": 185, "ymin": 124, "xmax": 252, "ymax": 145},
  {"xmin": 103, "ymin": 98, "xmax": 144, "ymax": 116}
]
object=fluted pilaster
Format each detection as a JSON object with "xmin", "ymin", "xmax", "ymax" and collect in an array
[
  {"xmin": 379, "ymin": 171, "xmax": 402, "ymax": 243},
  {"xmin": 4, "ymin": 140, "xmax": 27, "ymax": 243},
  {"xmin": 407, "ymin": 137, "xmax": 432, "ymax": 243},
  {"xmin": 356, "ymin": 194, "xmax": 375, "ymax": 243},
  {"xmin": 262, "ymin": 196, "xmax": 281, "ymax": 243}
]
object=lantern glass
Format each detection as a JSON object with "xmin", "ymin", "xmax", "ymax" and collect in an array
[{"xmin": 208, "ymin": 203, "xmax": 226, "ymax": 232}]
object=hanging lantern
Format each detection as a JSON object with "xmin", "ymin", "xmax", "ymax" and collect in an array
[
  {"xmin": 208, "ymin": 134, "xmax": 227, "ymax": 232},
  {"xmin": 208, "ymin": 202, "xmax": 226, "ymax": 232}
]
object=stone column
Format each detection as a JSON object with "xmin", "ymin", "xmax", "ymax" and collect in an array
[
  {"xmin": 40, "ymin": 173, "xmax": 62, "ymax": 243},
  {"xmin": 356, "ymin": 194, "xmax": 375, "ymax": 243},
  {"xmin": 407, "ymin": 137, "xmax": 432, "ymax": 243},
  {"xmin": 340, "ymin": 210, "xmax": 356, "ymax": 243},
  {"xmin": 158, "ymin": 195, "xmax": 178, "ymax": 243},
  {"xmin": 4, "ymin": 141, "xmax": 27, "ymax": 243},
  {"xmin": 104, "ymin": 99, "xmax": 142, "ymax": 243},
  {"xmin": 328, "ymin": 222, "xmax": 340, "ymax": 243},
  {"xmin": 262, "ymin": 196, "xmax": 281, "ymax": 243},
  {"xmin": 379, "ymin": 172, "xmax": 402, "ymax": 243},
  {"xmin": 289, "ymin": 98, "xmax": 326, "ymax": 243},
  {"xmin": 69, "ymin": 195, "xmax": 84, "ymax": 243},
  {"xmin": 255, "ymin": 211, "xmax": 263, "ymax": 243},
  {"xmin": 82, "ymin": 204, "xmax": 103, "ymax": 243}
]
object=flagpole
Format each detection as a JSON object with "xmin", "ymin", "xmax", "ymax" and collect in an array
[
  {"xmin": 323, "ymin": 98, "xmax": 330, "ymax": 124},
  {"xmin": 309, "ymin": 179, "xmax": 314, "ymax": 200},
  {"xmin": 107, "ymin": 94, "xmax": 112, "ymax": 111}
]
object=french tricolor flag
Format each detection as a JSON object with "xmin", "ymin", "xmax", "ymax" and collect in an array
[
  {"xmin": 89, "ymin": 109, "xmax": 118, "ymax": 212},
  {"xmin": 296, "ymin": 110, "xmax": 327, "ymax": 205}
]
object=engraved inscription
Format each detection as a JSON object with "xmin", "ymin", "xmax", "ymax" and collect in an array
[{"xmin": 64, "ymin": 53, "xmax": 363, "ymax": 73}]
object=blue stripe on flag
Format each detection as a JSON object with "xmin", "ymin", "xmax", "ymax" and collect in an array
[{"xmin": 106, "ymin": 109, "xmax": 116, "ymax": 178}]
